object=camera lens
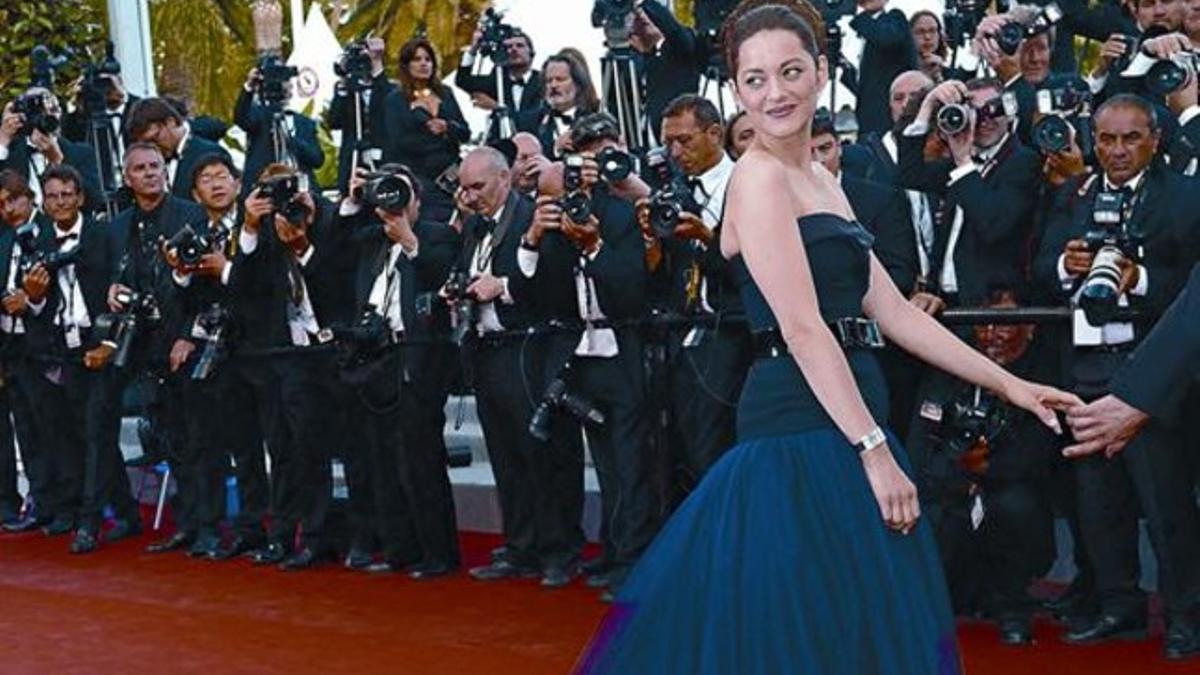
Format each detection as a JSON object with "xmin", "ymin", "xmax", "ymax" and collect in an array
[
  {"xmin": 596, "ymin": 148, "xmax": 632, "ymax": 182},
  {"xmin": 1145, "ymin": 60, "xmax": 1190, "ymax": 96},
  {"xmin": 936, "ymin": 104, "xmax": 970, "ymax": 136},
  {"xmin": 996, "ymin": 22, "xmax": 1025, "ymax": 56},
  {"xmin": 363, "ymin": 174, "xmax": 413, "ymax": 213},
  {"xmin": 1032, "ymin": 116, "xmax": 1071, "ymax": 154}
]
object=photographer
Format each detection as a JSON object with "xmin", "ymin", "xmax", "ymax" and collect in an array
[
  {"xmin": 1136, "ymin": 32, "xmax": 1200, "ymax": 175},
  {"xmin": 125, "ymin": 97, "xmax": 232, "ymax": 201},
  {"xmin": 522, "ymin": 132, "xmax": 651, "ymax": 600},
  {"xmin": 0, "ymin": 87, "xmax": 103, "ymax": 212},
  {"xmin": 898, "ymin": 78, "xmax": 1041, "ymax": 308},
  {"xmin": 906, "ymin": 278, "xmax": 1057, "ymax": 645},
  {"xmin": 517, "ymin": 52, "xmax": 601, "ymax": 160},
  {"xmin": 384, "ymin": 38, "xmax": 470, "ymax": 224},
  {"xmin": 150, "ymin": 153, "xmax": 267, "ymax": 559},
  {"xmin": 1032, "ymin": 94, "xmax": 1200, "ymax": 658},
  {"xmin": 510, "ymin": 132, "xmax": 551, "ymax": 197},
  {"xmin": 63, "ymin": 70, "xmax": 137, "ymax": 149},
  {"xmin": 443, "ymin": 147, "xmax": 556, "ymax": 584},
  {"xmin": 234, "ymin": 162, "xmax": 355, "ymax": 570},
  {"xmin": 636, "ymin": 96, "xmax": 749, "ymax": 500},
  {"xmin": 327, "ymin": 37, "xmax": 396, "ymax": 195},
  {"xmin": 0, "ymin": 170, "xmax": 52, "ymax": 533},
  {"xmin": 629, "ymin": 1, "xmax": 702, "ymax": 144},
  {"xmin": 850, "ymin": 0, "xmax": 919, "ymax": 135},
  {"xmin": 234, "ymin": 64, "xmax": 325, "ymax": 198},
  {"xmin": 67, "ymin": 142, "xmax": 203, "ymax": 554},
  {"xmin": 455, "ymin": 21, "xmax": 543, "ymax": 123}
]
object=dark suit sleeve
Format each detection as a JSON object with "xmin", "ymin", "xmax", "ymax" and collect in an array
[
  {"xmin": 64, "ymin": 141, "xmax": 105, "ymax": 211},
  {"xmin": 642, "ymin": 0, "xmax": 696, "ymax": 57},
  {"xmin": 849, "ymin": 9, "xmax": 912, "ymax": 49},
  {"xmin": 584, "ymin": 198, "xmax": 647, "ymax": 319},
  {"xmin": 438, "ymin": 89, "xmax": 471, "ymax": 145},
  {"xmin": 1109, "ymin": 263, "xmax": 1200, "ymax": 421},
  {"xmin": 293, "ymin": 115, "xmax": 325, "ymax": 171},
  {"xmin": 870, "ymin": 191, "xmax": 920, "ymax": 296},
  {"xmin": 896, "ymin": 129, "xmax": 954, "ymax": 194},
  {"xmin": 1032, "ymin": 184, "xmax": 1083, "ymax": 300},
  {"xmin": 946, "ymin": 149, "xmax": 1040, "ymax": 245},
  {"xmin": 454, "ymin": 59, "xmax": 497, "ymax": 99},
  {"xmin": 412, "ymin": 221, "xmax": 461, "ymax": 292},
  {"xmin": 233, "ymin": 88, "xmax": 267, "ymax": 136}
]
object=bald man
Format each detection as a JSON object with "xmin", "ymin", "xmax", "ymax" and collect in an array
[{"xmin": 510, "ymin": 132, "xmax": 549, "ymax": 196}]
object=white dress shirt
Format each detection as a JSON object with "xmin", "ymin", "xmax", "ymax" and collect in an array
[
  {"xmin": 470, "ymin": 202, "xmax": 514, "ymax": 334},
  {"xmin": 881, "ymin": 131, "xmax": 935, "ymax": 278}
]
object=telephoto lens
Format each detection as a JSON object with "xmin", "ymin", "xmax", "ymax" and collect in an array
[
  {"xmin": 1144, "ymin": 58, "xmax": 1191, "ymax": 97},
  {"xmin": 1079, "ymin": 246, "xmax": 1126, "ymax": 325},
  {"xmin": 361, "ymin": 172, "xmax": 413, "ymax": 213}
]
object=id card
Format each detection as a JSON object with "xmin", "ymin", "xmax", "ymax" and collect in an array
[
  {"xmin": 1072, "ymin": 308, "xmax": 1103, "ymax": 346},
  {"xmin": 64, "ymin": 324, "xmax": 82, "ymax": 350}
]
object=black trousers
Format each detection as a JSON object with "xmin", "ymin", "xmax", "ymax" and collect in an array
[
  {"xmin": 1070, "ymin": 349, "xmax": 1200, "ymax": 621},
  {"xmin": 665, "ymin": 325, "xmax": 750, "ymax": 498},
  {"xmin": 551, "ymin": 330, "xmax": 656, "ymax": 585},
  {"xmin": 220, "ymin": 356, "xmax": 273, "ymax": 543},
  {"xmin": 80, "ymin": 363, "xmax": 143, "ymax": 532},
  {"xmin": 0, "ymin": 354, "xmax": 49, "ymax": 519},
  {"xmin": 931, "ymin": 479, "xmax": 1055, "ymax": 617},
  {"xmin": 264, "ymin": 350, "xmax": 335, "ymax": 551},
  {"xmin": 471, "ymin": 337, "xmax": 544, "ymax": 566}
]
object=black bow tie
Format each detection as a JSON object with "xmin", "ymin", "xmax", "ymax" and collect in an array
[
  {"xmin": 551, "ymin": 110, "xmax": 573, "ymax": 125},
  {"xmin": 56, "ymin": 232, "xmax": 78, "ymax": 247},
  {"xmin": 473, "ymin": 215, "xmax": 498, "ymax": 239}
]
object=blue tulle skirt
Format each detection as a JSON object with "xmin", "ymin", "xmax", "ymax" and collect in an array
[{"xmin": 575, "ymin": 429, "xmax": 962, "ymax": 675}]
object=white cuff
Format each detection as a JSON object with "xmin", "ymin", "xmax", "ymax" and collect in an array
[
  {"xmin": 1087, "ymin": 73, "xmax": 1108, "ymax": 95},
  {"xmin": 220, "ymin": 261, "xmax": 233, "ymax": 287},
  {"xmin": 339, "ymin": 199, "xmax": 362, "ymax": 216},
  {"xmin": 0, "ymin": 143, "xmax": 8, "ymax": 161},
  {"xmin": 1131, "ymin": 265, "xmax": 1148, "ymax": 296},
  {"xmin": 517, "ymin": 247, "xmax": 539, "ymax": 278},
  {"xmin": 948, "ymin": 163, "xmax": 978, "ymax": 185},
  {"xmin": 173, "ymin": 269, "xmax": 193, "ymax": 287},
  {"xmin": 28, "ymin": 297, "xmax": 45, "ymax": 316},
  {"xmin": 402, "ymin": 241, "xmax": 419, "ymax": 260},
  {"xmin": 1179, "ymin": 105, "xmax": 1200, "ymax": 127},
  {"xmin": 903, "ymin": 120, "xmax": 930, "ymax": 137},
  {"xmin": 239, "ymin": 229, "xmax": 259, "ymax": 254},
  {"xmin": 1057, "ymin": 253, "xmax": 1077, "ymax": 290},
  {"xmin": 499, "ymin": 276, "xmax": 514, "ymax": 305}
]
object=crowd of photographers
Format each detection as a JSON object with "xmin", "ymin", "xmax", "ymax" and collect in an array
[{"xmin": 1, "ymin": 0, "xmax": 1199, "ymax": 661}]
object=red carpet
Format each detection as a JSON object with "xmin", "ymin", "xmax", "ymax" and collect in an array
[{"xmin": 0, "ymin": 519, "xmax": 1193, "ymax": 674}]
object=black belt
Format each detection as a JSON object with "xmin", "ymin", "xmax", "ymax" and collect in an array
[{"xmin": 753, "ymin": 318, "xmax": 885, "ymax": 358}]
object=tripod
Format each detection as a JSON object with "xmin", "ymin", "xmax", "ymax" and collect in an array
[
  {"xmin": 600, "ymin": 47, "xmax": 650, "ymax": 153},
  {"xmin": 699, "ymin": 66, "xmax": 734, "ymax": 121},
  {"xmin": 267, "ymin": 106, "xmax": 297, "ymax": 170},
  {"xmin": 86, "ymin": 110, "xmax": 125, "ymax": 220},
  {"xmin": 341, "ymin": 77, "xmax": 382, "ymax": 181},
  {"xmin": 484, "ymin": 61, "xmax": 517, "ymax": 141}
]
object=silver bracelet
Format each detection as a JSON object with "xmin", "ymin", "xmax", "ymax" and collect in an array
[{"xmin": 853, "ymin": 427, "xmax": 888, "ymax": 455}]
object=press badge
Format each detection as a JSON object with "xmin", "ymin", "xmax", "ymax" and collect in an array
[
  {"xmin": 919, "ymin": 401, "xmax": 944, "ymax": 423},
  {"xmin": 190, "ymin": 318, "xmax": 213, "ymax": 341},
  {"xmin": 64, "ymin": 324, "xmax": 82, "ymax": 350},
  {"xmin": 970, "ymin": 494, "xmax": 985, "ymax": 531},
  {"xmin": 1072, "ymin": 308, "xmax": 1103, "ymax": 346}
]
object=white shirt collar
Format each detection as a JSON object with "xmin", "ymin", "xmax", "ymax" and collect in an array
[
  {"xmin": 1103, "ymin": 169, "xmax": 1147, "ymax": 193},
  {"xmin": 174, "ymin": 122, "xmax": 192, "ymax": 160},
  {"xmin": 697, "ymin": 152, "xmax": 735, "ymax": 199},
  {"xmin": 55, "ymin": 213, "xmax": 83, "ymax": 240}
]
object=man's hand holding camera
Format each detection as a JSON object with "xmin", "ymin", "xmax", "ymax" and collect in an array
[
  {"xmin": 561, "ymin": 208, "xmax": 602, "ymax": 256},
  {"xmin": 1063, "ymin": 239, "xmax": 1140, "ymax": 294},
  {"xmin": 1142, "ymin": 33, "xmax": 1199, "ymax": 114},
  {"xmin": 243, "ymin": 187, "xmax": 273, "ymax": 236},
  {"xmin": 1043, "ymin": 131, "xmax": 1087, "ymax": 186},
  {"xmin": 28, "ymin": 128, "xmax": 64, "ymax": 165},
  {"xmin": 378, "ymin": 207, "xmax": 419, "ymax": 254},
  {"xmin": 972, "ymin": 15, "xmax": 1020, "ymax": 82},
  {"xmin": 527, "ymin": 195, "xmax": 564, "ymax": 249},
  {"xmin": 0, "ymin": 103, "xmax": 22, "ymax": 149},
  {"xmin": 21, "ymin": 263, "xmax": 51, "ymax": 306},
  {"xmin": 1093, "ymin": 34, "xmax": 1132, "ymax": 78}
]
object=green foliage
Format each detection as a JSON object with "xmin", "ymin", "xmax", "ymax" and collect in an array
[{"xmin": 0, "ymin": 0, "xmax": 108, "ymax": 102}]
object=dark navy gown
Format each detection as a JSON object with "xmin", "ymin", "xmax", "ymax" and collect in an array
[{"xmin": 576, "ymin": 214, "xmax": 962, "ymax": 674}]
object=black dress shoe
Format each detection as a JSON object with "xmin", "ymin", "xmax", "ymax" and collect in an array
[
  {"xmin": 489, "ymin": 545, "xmax": 508, "ymax": 563},
  {"xmin": 103, "ymin": 518, "xmax": 143, "ymax": 543},
  {"xmin": 41, "ymin": 517, "xmax": 76, "ymax": 537},
  {"xmin": 408, "ymin": 561, "xmax": 456, "ymax": 580},
  {"xmin": 4, "ymin": 512, "xmax": 47, "ymax": 533},
  {"xmin": 581, "ymin": 556, "xmax": 609, "ymax": 576},
  {"xmin": 214, "ymin": 536, "xmax": 263, "ymax": 560},
  {"xmin": 364, "ymin": 559, "xmax": 403, "ymax": 574},
  {"xmin": 468, "ymin": 559, "xmax": 540, "ymax": 581},
  {"xmin": 249, "ymin": 542, "xmax": 289, "ymax": 565},
  {"xmin": 278, "ymin": 547, "xmax": 325, "ymax": 571},
  {"xmin": 1164, "ymin": 619, "xmax": 1200, "ymax": 660},
  {"xmin": 1063, "ymin": 613, "xmax": 1147, "ymax": 644},
  {"xmin": 998, "ymin": 614, "xmax": 1033, "ymax": 646},
  {"xmin": 187, "ymin": 533, "xmax": 222, "ymax": 559},
  {"xmin": 541, "ymin": 563, "xmax": 579, "ymax": 589},
  {"xmin": 344, "ymin": 549, "xmax": 372, "ymax": 570},
  {"xmin": 145, "ymin": 531, "xmax": 194, "ymax": 554},
  {"xmin": 69, "ymin": 529, "xmax": 99, "ymax": 554}
]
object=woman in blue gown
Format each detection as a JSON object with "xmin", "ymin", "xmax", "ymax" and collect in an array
[{"xmin": 575, "ymin": 2, "xmax": 1082, "ymax": 673}]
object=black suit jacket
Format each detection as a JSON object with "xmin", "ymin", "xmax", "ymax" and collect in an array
[
  {"xmin": 0, "ymin": 135, "xmax": 104, "ymax": 211},
  {"xmin": 62, "ymin": 93, "xmax": 141, "ymax": 146},
  {"xmin": 383, "ymin": 85, "xmax": 470, "ymax": 180},
  {"xmin": 234, "ymin": 88, "xmax": 325, "ymax": 194},
  {"xmin": 171, "ymin": 133, "xmax": 232, "ymax": 200},
  {"xmin": 454, "ymin": 190, "xmax": 539, "ymax": 331},
  {"xmin": 1033, "ymin": 167, "xmax": 1200, "ymax": 323},
  {"xmin": 849, "ymin": 9, "xmax": 917, "ymax": 136},
  {"xmin": 327, "ymin": 73, "xmax": 397, "ymax": 193},
  {"xmin": 898, "ymin": 131, "xmax": 1041, "ymax": 304},
  {"xmin": 639, "ymin": 0, "xmax": 702, "ymax": 143},
  {"xmin": 454, "ymin": 63, "xmax": 544, "ymax": 117},
  {"xmin": 26, "ymin": 216, "xmax": 111, "ymax": 354},
  {"xmin": 1110, "ymin": 262, "xmax": 1200, "ymax": 422},
  {"xmin": 843, "ymin": 174, "xmax": 919, "ymax": 296}
]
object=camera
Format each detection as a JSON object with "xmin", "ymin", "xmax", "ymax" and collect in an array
[
  {"xmin": 477, "ymin": 8, "xmax": 519, "ymax": 66},
  {"xmin": 644, "ymin": 148, "xmax": 701, "ymax": 239},
  {"xmin": 334, "ymin": 40, "xmax": 374, "ymax": 88},
  {"xmin": 1145, "ymin": 53, "xmax": 1197, "ymax": 97},
  {"xmin": 1078, "ymin": 191, "xmax": 1142, "ymax": 325},
  {"xmin": 255, "ymin": 55, "xmax": 299, "ymax": 108},
  {"xmin": 359, "ymin": 170, "xmax": 413, "ymax": 214},
  {"xmin": 931, "ymin": 393, "xmax": 1008, "ymax": 481},
  {"xmin": 334, "ymin": 308, "xmax": 394, "ymax": 369},
  {"xmin": 95, "ymin": 290, "xmax": 160, "ymax": 369},
  {"xmin": 528, "ymin": 360, "xmax": 606, "ymax": 442},
  {"xmin": 165, "ymin": 224, "xmax": 222, "ymax": 268},
  {"xmin": 936, "ymin": 103, "xmax": 970, "ymax": 135},
  {"xmin": 443, "ymin": 269, "xmax": 478, "ymax": 347},
  {"xmin": 594, "ymin": 147, "xmax": 633, "ymax": 182},
  {"xmin": 994, "ymin": 3, "xmax": 1063, "ymax": 56},
  {"xmin": 15, "ymin": 222, "xmax": 81, "ymax": 276},
  {"xmin": 944, "ymin": 0, "xmax": 986, "ymax": 49},
  {"xmin": 256, "ymin": 173, "xmax": 308, "ymax": 225},
  {"xmin": 191, "ymin": 303, "xmax": 232, "ymax": 381},
  {"xmin": 12, "ymin": 92, "xmax": 59, "ymax": 136},
  {"xmin": 29, "ymin": 44, "xmax": 68, "ymax": 89},
  {"xmin": 592, "ymin": 0, "xmax": 635, "ymax": 48},
  {"xmin": 1031, "ymin": 82, "xmax": 1092, "ymax": 155},
  {"xmin": 557, "ymin": 154, "xmax": 593, "ymax": 223}
]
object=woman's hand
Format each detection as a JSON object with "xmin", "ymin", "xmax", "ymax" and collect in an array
[
  {"xmin": 1001, "ymin": 377, "xmax": 1083, "ymax": 435},
  {"xmin": 861, "ymin": 444, "xmax": 920, "ymax": 535}
]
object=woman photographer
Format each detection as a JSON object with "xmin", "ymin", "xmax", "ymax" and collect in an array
[{"xmin": 384, "ymin": 37, "xmax": 469, "ymax": 222}]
